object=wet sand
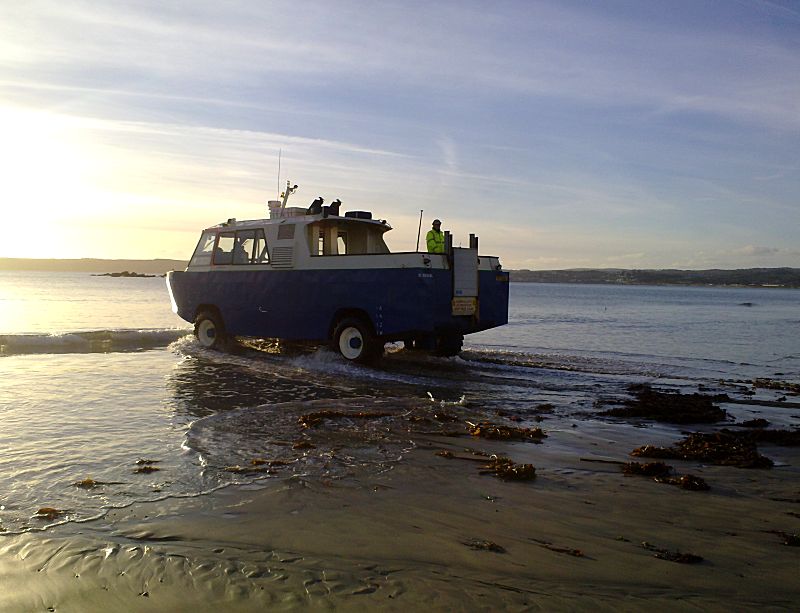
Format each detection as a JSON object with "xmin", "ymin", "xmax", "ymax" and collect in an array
[{"xmin": 2, "ymin": 398, "xmax": 799, "ymax": 611}]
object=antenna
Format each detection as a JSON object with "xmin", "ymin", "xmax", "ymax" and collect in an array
[
  {"xmin": 277, "ymin": 148, "xmax": 282, "ymax": 200},
  {"xmin": 415, "ymin": 209, "xmax": 423, "ymax": 252}
]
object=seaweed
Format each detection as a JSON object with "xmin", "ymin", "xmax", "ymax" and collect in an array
[
  {"xmin": 737, "ymin": 418, "xmax": 770, "ymax": 428},
  {"xmin": 626, "ymin": 445, "xmax": 676, "ymax": 459},
  {"xmin": 225, "ymin": 458, "xmax": 293, "ymax": 473},
  {"xmin": 752, "ymin": 379, "xmax": 800, "ymax": 395},
  {"xmin": 622, "ymin": 461, "xmax": 672, "ymax": 477},
  {"xmin": 72, "ymin": 478, "xmax": 122, "ymax": 488},
  {"xmin": 603, "ymin": 384, "xmax": 729, "ymax": 424},
  {"xmin": 622, "ymin": 462, "xmax": 710, "ymax": 491},
  {"xmin": 530, "ymin": 538, "xmax": 584, "ymax": 557},
  {"xmin": 766, "ymin": 530, "xmax": 800, "ymax": 546},
  {"xmin": 641, "ymin": 541, "xmax": 704, "ymax": 564},
  {"xmin": 34, "ymin": 507, "xmax": 65, "ymax": 520},
  {"xmin": 654, "ymin": 474, "xmax": 710, "ymax": 491},
  {"xmin": 466, "ymin": 421, "xmax": 547, "ymax": 442},
  {"xmin": 541, "ymin": 544, "xmax": 584, "ymax": 557},
  {"xmin": 631, "ymin": 431, "xmax": 773, "ymax": 469},
  {"xmin": 437, "ymin": 450, "xmax": 536, "ymax": 481},
  {"xmin": 133, "ymin": 465, "xmax": 160, "ymax": 474},
  {"xmin": 464, "ymin": 539, "xmax": 506, "ymax": 553},
  {"xmin": 298, "ymin": 410, "xmax": 392, "ymax": 429},
  {"xmin": 480, "ymin": 456, "xmax": 537, "ymax": 481}
]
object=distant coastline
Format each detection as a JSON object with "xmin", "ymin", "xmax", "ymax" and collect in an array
[
  {"xmin": 0, "ymin": 258, "xmax": 187, "ymax": 274},
  {"xmin": 2, "ymin": 259, "xmax": 799, "ymax": 288},
  {"xmin": 509, "ymin": 267, "xmax": 800, "ymax": 288}
]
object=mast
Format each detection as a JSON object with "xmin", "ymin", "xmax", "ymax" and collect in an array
[{"xmin": 280, "ymin": 180, "xmax": 298, "ymax": 216}]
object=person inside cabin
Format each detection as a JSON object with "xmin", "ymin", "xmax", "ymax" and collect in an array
[
  {"xmin": 232, "ymin": 237, "xmax": 249, "ymax": 264},
  {"xmin": 426, "ymin": 219, "xmax": 445, "ymax": 253},
  {"xmin": 214, "ymin": 246, "xmax": 229, "ymax": 265}
]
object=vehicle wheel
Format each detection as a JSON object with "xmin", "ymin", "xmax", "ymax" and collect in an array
[
  {"xmin": 332, "ymin": 317, "xmax": 382, "ymax": 364},
  {"xmin": 434, "ymin": 332, "xmax": 463, "ymax": 357},
  {"xmin": 194, "ymin": 309, "xmax": 228, "ymax": 350}
]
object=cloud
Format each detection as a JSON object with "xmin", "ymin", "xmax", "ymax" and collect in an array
[
  {"xmin": 1, "ymin": 2, "xmax": 799, "ymax": 267},
  {"xmin": 4, "ymin": 1, "xmax": 800, "ymax": 131},
  {"xmin": 736, "ymin": 245, "xmax": 781, "ymax": 256}
]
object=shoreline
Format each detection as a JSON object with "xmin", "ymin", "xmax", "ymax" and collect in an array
[
  {"xmin": 2, "ymin": 397, "xmax": 798, "ymax": 610},
  {"xmin": 2, "ymin": 260, "xmax": 799, "ymax": 288}
]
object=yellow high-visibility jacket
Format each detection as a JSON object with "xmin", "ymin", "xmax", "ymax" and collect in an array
[{"xmin": 426, "ymin": 229, "xmax": 445, "ymax": 253}]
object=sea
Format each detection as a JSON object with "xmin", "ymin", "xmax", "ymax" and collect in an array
[{"xmin": 1, "ymin": 271, "xmax": 798, "ymax": 535}]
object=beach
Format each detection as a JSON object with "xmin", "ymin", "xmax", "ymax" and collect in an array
[
  {"xmin": 2, "ymin": 391, "xmax": 799, "ymax": 611},
  {"xmin": 1, "ymin": 276, "xmax": 798, "ymax": 610}
]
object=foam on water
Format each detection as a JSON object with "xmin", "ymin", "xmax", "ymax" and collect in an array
[
  {"xmin": 0, "ymin": 328, "xmax": 191, "ymax": 355},
  {"xmin": 185, "ymin": 397, "xmax": 425, "ymax": 480}
]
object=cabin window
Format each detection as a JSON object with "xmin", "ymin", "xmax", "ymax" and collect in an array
[
  {"xmin": 190, "ymin": 232, "xmax": 216, "ymax": 266},
  {"xmin": 337, "ymin": 232, "xmax": 347, "ymax": 255},
  {"xmin": 213, "ymin": 229, "xmax": 269, "ymax": 265},
  {"xmin": 252, "ymin": 229, "xmax": 269, "ymax": 263},
  {"xmin": 234, "ymin": 230, "xmax": 255, "ymax": 264},
  {"xmin": 345, "ymin": 226, "xmax": 389, "ymax": 254},
  {"xmin": 312, "ymin": 225, "xmax": 342, "ymax": 256},
  {"xmin": 214, "ymin": 232, "xmax": 236, "ymax": 265}
]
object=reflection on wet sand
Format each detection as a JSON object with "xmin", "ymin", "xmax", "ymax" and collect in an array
[{"xmin": 2, "ymin": 338, "xmax": 799, "ymax": 610}]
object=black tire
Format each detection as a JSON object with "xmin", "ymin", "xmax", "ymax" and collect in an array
[
  {"xmin": 194, "ymin": 309, "xmax": 228, "ymax": 350},
  {"xmin": 434, "ymin": 332, "xmax": 463, "ymax": 357},
  {"xmin": 332, "ymin": 317, "xmax": 382, "ymax": 364}
]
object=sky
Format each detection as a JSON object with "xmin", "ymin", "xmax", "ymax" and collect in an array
[{"xmin": 1, "ymin": 0, "xmax": 798, "ymax": 269}]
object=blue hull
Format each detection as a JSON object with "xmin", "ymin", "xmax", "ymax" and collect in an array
[{"xmin": 168, "ymin": 268, "xmax": 509, "ymax": 342}]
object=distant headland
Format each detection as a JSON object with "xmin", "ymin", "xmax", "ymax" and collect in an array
[
  {"xmin": 1, "ymin": 259, "xmax": 799, "ymax": 287},
  {"xmin": 92, "ymin": 271, "xmax": 160, "ymax": 278}
]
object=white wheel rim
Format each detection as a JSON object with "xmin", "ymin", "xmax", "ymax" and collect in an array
[
  {"xmin": 338, "ymin": 326, "xmax": 363, "ymax": 360},
  {"xmin": 197, "ymin": 319, "xmax": 217, "ymax": 347}
]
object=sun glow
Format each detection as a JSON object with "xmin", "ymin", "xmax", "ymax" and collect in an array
[
  {"xmin": 0, "ymin": 106, "xmax": 111, "ymax": 257},
  {"xmin": 0, "ymin": 106, "xmax": 205, "ymax": 260}
]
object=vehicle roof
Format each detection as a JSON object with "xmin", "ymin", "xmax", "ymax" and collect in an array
[{"xmin": 204, "ymin": 214, "xmax": 392, "ymax": 233}]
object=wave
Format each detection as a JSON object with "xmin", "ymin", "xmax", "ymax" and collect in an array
[
  {"xmin": 0, "ymin": 328, "xmax": 191, "ymax": 356},
  {"xmin": 183, "ymin": 395, "xmax": 478, "ymax": 482}
]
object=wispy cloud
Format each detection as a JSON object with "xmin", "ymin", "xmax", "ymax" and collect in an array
[{"xmin": 5, "ymin": 1, "xmax": 799, "ymax": 130}]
